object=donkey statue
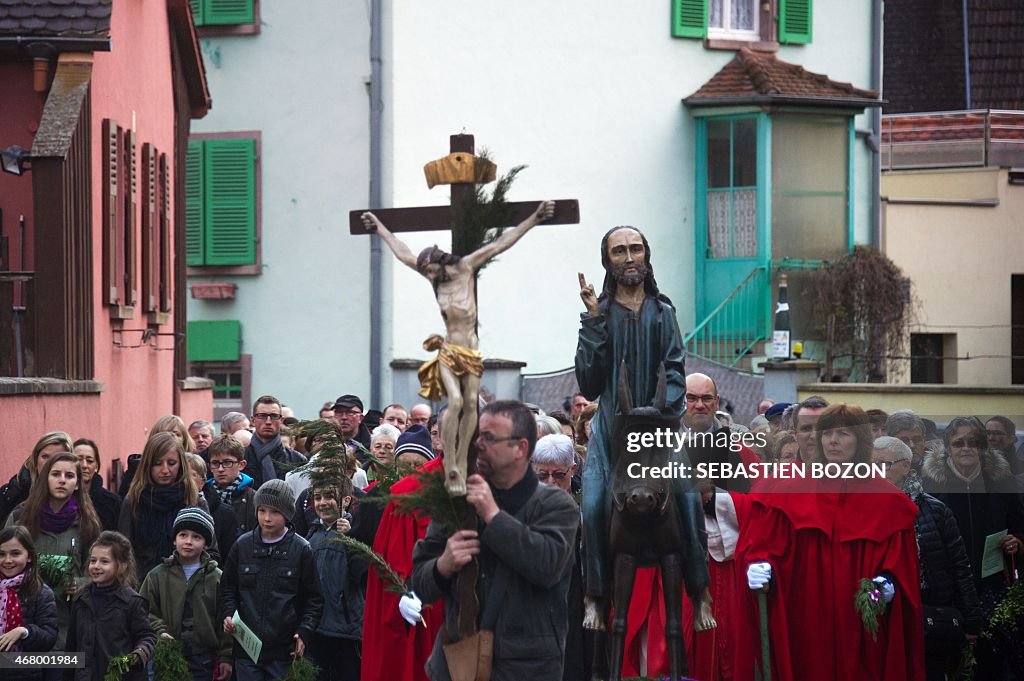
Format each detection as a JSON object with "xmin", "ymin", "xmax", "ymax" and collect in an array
[{"xmin": 601, "ymin": 362, "xmax": 716, "ymax": 681}]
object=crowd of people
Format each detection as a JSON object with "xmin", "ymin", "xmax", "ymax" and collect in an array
[{"xmin": 0, "ymin": 386, "xmax": 1021, "ymax": 681}]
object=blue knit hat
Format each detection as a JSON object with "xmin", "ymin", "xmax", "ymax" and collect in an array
[{"xmin": 394, "ymin": 424, "xmax": 434, "ymax": 461}]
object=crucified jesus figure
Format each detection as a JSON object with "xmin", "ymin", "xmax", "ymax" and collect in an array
[{"xmin": 362, "ymin": 200, "xmax": 556, "ymax": 495}]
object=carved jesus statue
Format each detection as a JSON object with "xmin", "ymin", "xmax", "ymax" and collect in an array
[{"xmin": 361, "ymin": 200, "xmax": 555, "ymax": 495}]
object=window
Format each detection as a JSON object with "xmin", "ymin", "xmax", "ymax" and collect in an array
[
  {"xmin": 705, "ymin": 117, "xmax": 758, "ymax": 258},
  {"xmin": 672, "ymin": 0, "xmax": 812, "ymax": 45},
  {"xmin": 186, "ymin": 134, "xmax": 261, "ymax": 275},
  {"xmin": 188, "ymin": 0, "xmax": 259, "ymax": 35},
  {"xmin": 910, "ymin": 333, "xmax": 957, "ymax": 384},
  {"xmin": 191, "ymin": 355, "xmax": 252, "ymax": 422}
]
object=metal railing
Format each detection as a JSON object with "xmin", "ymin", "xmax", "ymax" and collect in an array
[
  {"xmin": 684, "ymin": 266, "xmax": 769, "ymax": 369},
  {"xmin": 881, "ymin": 109, "xmax": 1024, "ymax": 170}
]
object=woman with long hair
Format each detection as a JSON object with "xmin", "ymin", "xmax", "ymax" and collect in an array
[
  {"xmin": 5, "ymin": 452, "xmax": 101, "ymax": 653},
  {"xmin": 117, "ymin": 415, "xmax": 197, "ymax": 497},
  {"xmin": 117, "ymin": 432, "xmax": 201, "ymax": 582},
  {"xmin": 737, "ymin": 403, "xmax": 924, "ymax": 681},
  {"xmin": 0, "ymin": 432, "xmax": 73, "ymax": 526},
  {"xmin": 72, "ymin": 439, "xmax": 122, "ymax": 531}
]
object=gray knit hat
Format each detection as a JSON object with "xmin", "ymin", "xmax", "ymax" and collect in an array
[
  {"xmin": 253, "ymin": 478, "xmax": 296, "ymax": 522},
  {"xmin": 173, "ymin": 507, "xmax": 215, "ymax": 546}
]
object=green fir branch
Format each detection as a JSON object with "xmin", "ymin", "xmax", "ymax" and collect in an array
[
  {"xmin": 383, "ymin": 464, "xmax": 469, "ymax": 536},
  {"xmin": 103, "ymin": 654, "xmax": 134, "ymax": 681},
  {"xmin": 333, "ymin": 533, "xmax": 409, "ymax": 595},
  {"xmin": 983, "ymin": 580, "xmax": 1024, "ymax": 640},
  {"xmin": 854, "ymin": 578, "xmax": 887, "ymax": 641},
  {"xmin": 451, "ymin": 150, "xmax": 526, "ymax": 267},
  {"xmin": 276, "ymin": 655, "xmax": 320, "ymax": 681},
  {"xmin": 153, "ymin": 638, "xmax": 191, "ymax": 681}
]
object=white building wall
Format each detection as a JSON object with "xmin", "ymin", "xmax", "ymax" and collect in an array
[{"xmin": 384, "ymin": 0, "xmax": 876, "ymax": 377}]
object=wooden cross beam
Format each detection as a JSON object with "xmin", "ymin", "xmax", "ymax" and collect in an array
[{"xmin": 348, "ymin": 133, "xmax": 579, "ymax": 234}]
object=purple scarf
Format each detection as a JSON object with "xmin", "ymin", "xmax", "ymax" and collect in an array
[{"xmin": 40, "ymin": 497, "xmax": 78, "ymax": 534}]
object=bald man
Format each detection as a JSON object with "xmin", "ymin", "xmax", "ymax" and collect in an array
[{"xmin": 682, "ymin": 373, "xmax": 757, "ymax": 492}]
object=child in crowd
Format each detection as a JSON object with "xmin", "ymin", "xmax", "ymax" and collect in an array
[
  {"xmin": 6, "ymin": 453, "xmax": 101, "ymax": 652},
  {"xmin": 220, "ymin": 479, "xmax": 322, "ymax": 681},
  {"xmin": 0, "ymin": 526, "xmax": 58, "ymax": 681},
  {"xmin": 118, "ymin": 433, "xmax": 202, "ymax": 582},
  {"xmin": 202, "ymin": 436, "xmax": 256, "ymax": 549},
  {"xmin": 306, "ymin": 477, "xmax": 363, "ymax": 681},
  {"xmin": 140, "ymin": 508, "xmax": 232, "ymax": 681},
  {"xmin": 66, "ymin": 531, "xmax": 155, "ymax": 681},
  {"xmin": 184, "ymin": 454, "xmax": 209, "ymax": 499}
]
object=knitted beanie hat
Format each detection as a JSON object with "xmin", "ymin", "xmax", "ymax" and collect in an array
[
  {"xmin": 173, "ymin": 506, "xmax": 215, "ymax": 546},
  {"xmin": 394, "ymin": 424, "xmax": 435, "ymax": 461},
  {"xmin": 253, "ymin": 478, "xmax": 296, "ymax": 522}
]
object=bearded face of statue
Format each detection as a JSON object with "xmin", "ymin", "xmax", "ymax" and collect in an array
[{"xmin": 606, "ymin": 228, "xmax": 649, "ymax": 287}]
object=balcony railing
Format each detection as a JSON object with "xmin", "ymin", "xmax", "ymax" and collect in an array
[
  {"xmin": 0, "ymin": 272, "xmax": 34, "ymax": 377},
  {"xmin": 881, "ymin": 109, "xmax": 1024, "ymax": 170}
]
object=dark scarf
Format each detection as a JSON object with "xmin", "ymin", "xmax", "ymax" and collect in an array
[
  {"xmin": 491, "ymin": 467, "xmax": 539, "ymax": 519},
  {"xmin": 213, "ymin": 475, "xmax": 243, "ymax": 505},
  {"xmin": 250, "ymin": 434, "xmax": 282, "ymax": 485},
  {"xmin": 136, "ymin": 483, "xmax": 187, "ymax": 566},
  {"xmin": 40, "ymin": 497, "xmax": 79, "ymax": 534}
]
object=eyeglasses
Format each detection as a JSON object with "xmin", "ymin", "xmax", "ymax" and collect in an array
[
  {"xmin": 535, "ymin": 468, "xmax": 570, "ymax": 482},
  {"xmin": 685, "ymin": 393, "xmax": 717, "ymax": 405},
  {"xmin": 209, "ymin": 460, "xmax": 240, "ymax": 469},
  {"xmin": 876, "ymin": 459, "xmax": 908, "ymax": 467},
  {"xmin": 476, "ymin": 432, "xmax": 523, "ymax": 446},
  {"xmin": 252, "ymin": 413, "xmax": 282, "ymax": 422},
  {"xmin": 950, "ymin": 438, "xmax": 982, "ymax": 449},
  {"xmin": 335, "ymin": 409, "xmax": 362, "ymax": 418},
  {"xmin": 898, "ymin": 435, "xmax": 925, "ymax": 446}
]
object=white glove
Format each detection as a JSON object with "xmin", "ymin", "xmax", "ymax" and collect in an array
[
  {"xmin": 747, "ymin": 562, "xmax": 772, "ymax": 590},
  {"xmin": 399, "ymin": 591, "xmax": 423, "ymax": 625},
  {"xmin": 872, "ymin": 576, "xmax": 895, "ymax": 604}
]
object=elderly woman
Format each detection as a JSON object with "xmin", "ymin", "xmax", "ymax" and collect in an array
[
  {"xmin": 921, "ymin": 415, "xmax": 1024, "ymax": 679},
  {"xmin": 533, "ymin": 434, "xmax": 577, "ymax": 493},
  {"xmin": 873, "ymin": 436, "xmax": 981, "ymax": 680},
  {"xmin": 738, "ymin": 403, "xmax": 924, "ymax": 681},
  {"xmin": 367, "ymin": 423, "xmax": 400, "ymax": 482}
]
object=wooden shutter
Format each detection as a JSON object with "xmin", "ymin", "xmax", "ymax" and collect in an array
[
  {"xmin": 185, "ymin": 140, "xmax": 205, "ymax": 266},
  {"xmin": 123, "ymin": 130, "xmax": 138, "ymax": 307},
  {"xmin": 188, "ymin": 0, "xmax": 204, "ymax": 26},
  {"xmin": 204, "ymin": 138, "xmax": 256, "ymax": 266},
  {"xmin": 779, "ymin": 0, "xmax": 812, "ymax": 44},
  {"xmin": 142, "ymin": 143, "xmax": 158, "ymax": 313},
  {"xmin": 102, "ymin": 119, "xmax": 122, "ymax": 307},
  {"xmin": 160, "ymin": 153, "xmax": 172, "ymax": 313},
  {"xmin": 205, "ymin": 0, "xmax": 254, "ymax": 25},
  {"xmin": 673, "ymin": 0, "xmax": 707, "ymax": 38}
]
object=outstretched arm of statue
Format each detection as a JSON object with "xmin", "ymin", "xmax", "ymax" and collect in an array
[
  {"xmin": 361, "ymin": 212, "xmax": 419, "ymax": 271},
  {"xmin": 462, "ymin": 200, "xmax": 555, "ymax": 271}
]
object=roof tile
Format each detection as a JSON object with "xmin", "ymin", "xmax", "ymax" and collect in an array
[{"xmin": 0, "ymin": 0, "xmax": 110, "ymax": 37}]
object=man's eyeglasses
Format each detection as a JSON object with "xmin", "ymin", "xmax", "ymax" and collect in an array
[
  {"xmin": 876, "ymin": 459, "xmax": 908, "ymax": 467},
  {"xmin": 950, "ymin": 438, "xmax": 982, "ymax": 449},
  {"xmin": 685, "ymin": 393, "xmax": 716, "ymax": 405},
  {"xmin": 335, "ymin": 409, "xmax": 362, "ymax": 418},
  {"xmin": 209, "ymin": 460, "xmax": 240, "ymax": 469},
  {"xmin": 535, "ymin": 468, "xmax": 570, "ymax": 482},
  {"xmin": 476, "ymin": 432, "xmax": 523, "ymax": 446},
  {"xmin": 252, "ymin": 413, "xmax": 282, "ymax": 422},
  {"xmin": 898, "ymin": 435, "xmax": 925, "ymax": 446}
]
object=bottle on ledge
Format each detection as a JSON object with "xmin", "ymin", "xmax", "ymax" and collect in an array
[{"xmin": 771, "ymin": 273, "xmax": 791, "ymax": 360}]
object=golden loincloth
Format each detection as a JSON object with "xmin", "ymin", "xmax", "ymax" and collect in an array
[{"xmin": 417, "ymin": 334, "xmax": 484, "ymax": 400}]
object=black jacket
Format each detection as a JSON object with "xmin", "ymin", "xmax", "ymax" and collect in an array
[
  {"xmin": 203, "ymin": 479, "xmax": 257, "ymax": 555},
  {"xmin": 65, "ymin": 584, "xmax": 155, "ymax": 681},
  {"xmin": 89, "ymin": 476, "xmax": 123, "ymax": 532},
  {"xmin": 0, "ymin": 465, "xmax": 32, "ymax": 527},
  {"xmin": 308, "ymin": 519, "xmax": 364, "ymax": 640},
  {"xmin": 9, "ymin": 583, "xmax": 58, "ymax": 681},
  {"xmin": 922, "ymin": 449, "xmax": 1024, "ymax": 587},
  {"xmin": 219, "ymin": 528, "xmax": 323, "ymax": 662},
  {"xmin": 914, "ymin": 492, "xmax": 983, "ymax": 634}
]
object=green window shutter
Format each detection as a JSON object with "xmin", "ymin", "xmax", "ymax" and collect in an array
[
  {"xmin": 779, "ymin": 0, "xmax": 812, "ymax": 44},
  {"xmin": 204, "ymin": 139, "xmax": 256, "ymax": 266},
  {"xmin": 205, "ymin": 0, "xmax": 255, "ymax": 26},
  {"xmin": 185, "ymin": 140, "xmax": 205, "ymax": 266},
  {"xmin": 673, "ymin": 0, "xmax": 707, "ymax": 38},
  {"xmin": 187, "ymin": 320, "xmax": 241, "ymax": 362},
  {"xmin": 188, "ymin": 0, "xmax": 204, "ymax": 27}
]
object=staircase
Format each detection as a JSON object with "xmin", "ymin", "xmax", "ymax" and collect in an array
[{"xmin": 684, "ymin": 266, "xmax": 770, "ymax": 373}]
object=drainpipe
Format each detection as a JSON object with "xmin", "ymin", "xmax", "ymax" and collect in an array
[
  {"xmin": 869, "ymin": 0, "xmax": 882, "ymax": 248},
  {"xmin": 368, "ymin": 0, "xmax": 384, "ymax": 408}
]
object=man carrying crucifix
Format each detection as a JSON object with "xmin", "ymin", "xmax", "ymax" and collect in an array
[{"xmin": 361, "ymin": 199, "xmax": 555, "ymax": 495}]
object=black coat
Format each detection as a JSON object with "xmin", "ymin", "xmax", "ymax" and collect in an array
[
  {"xmin": 0, "ymin": 465, "xmax": 32, "ymax": 527},
  {"xmin": 89, "ymin": 476, "xmax": 123, "ymax": 532},
  {"xmin": 914, "ymin": 492, "xmax": 983, "ymax": 634},
  {"xmin": 9, "ymin": 583, "xmax": 58, "ymax": 681},
  {"xmin": 219, "ymin": 528, "xmax": 323, "ymax": 662},
  {"xmin": 922, "ymin": 449, "xmax": 1024, "ymax": 588},
  {"xmin": 65, "ymin": 584, "xmax": 155, "ymax": 681},
  {"xmin": 203, "ymin": 481, "xmax": 257, "ymax": 556}
]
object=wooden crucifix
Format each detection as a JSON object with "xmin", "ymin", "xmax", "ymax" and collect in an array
[{"xmin": 350, "ymin": 133, "xmax": 579, "ymax": 497}]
